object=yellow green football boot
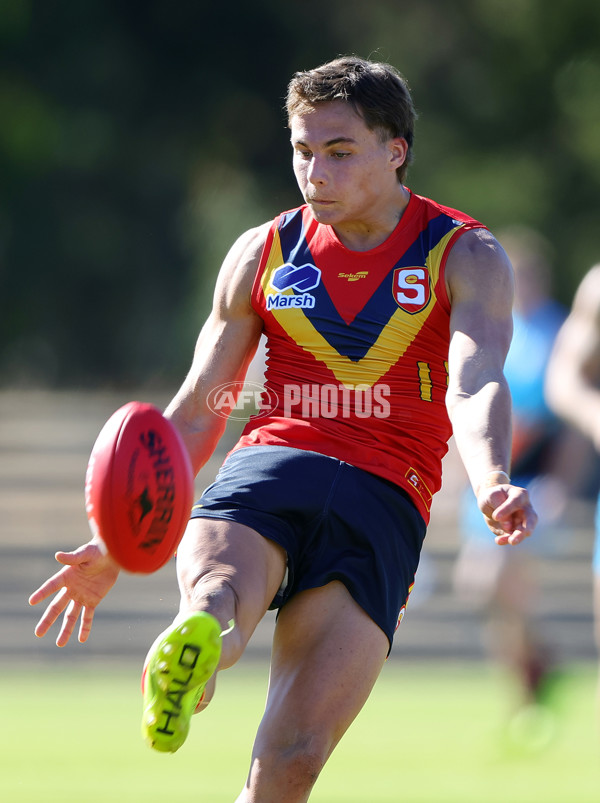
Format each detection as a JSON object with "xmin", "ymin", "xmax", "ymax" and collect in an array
[{"xmin": 141, "ymin": 611, "xmax": 223, "ymax": 753}]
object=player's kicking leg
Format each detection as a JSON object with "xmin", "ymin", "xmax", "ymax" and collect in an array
[{"xmin": 141, "ymin": 518, "xmax": 287, "ymax": 753}]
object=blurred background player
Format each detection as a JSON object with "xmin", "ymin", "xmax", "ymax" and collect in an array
[
  {"xmin": 453, "ymin": 227, "xmax": 570, "ymax": 732},
  {"xmin": 546, "ymin": 263, "xmax": 600, "ymax": 715}
]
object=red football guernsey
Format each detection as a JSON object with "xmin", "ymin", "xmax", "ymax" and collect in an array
[{"xmin": 234, "ymin": 191, "xmax": 486, "ymax": 522}]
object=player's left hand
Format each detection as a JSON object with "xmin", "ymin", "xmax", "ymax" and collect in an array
[
  {"xmin": 28, "ymin": 539, "xmax": 120, "ymax": 647},
  {"xmin": 478, "ymin": 482, "xmax": 538, "ymax": 546}
]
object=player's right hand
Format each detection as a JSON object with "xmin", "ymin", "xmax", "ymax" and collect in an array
[
  {"xmin": 28, "ymin": 539, "xmax": 120, "ymax": 647},
  {"xmin": 478, "ymin": 482, "xmax": 538, "ymax": 545}
]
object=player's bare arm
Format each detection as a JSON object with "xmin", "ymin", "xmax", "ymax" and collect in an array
[
  {"xmin": 164, "ymin": 222, "xmax": 269, "ymax": 473},
  {"xmin": 445, "ymin": 228, "xmax": 537, "ymax": 544},
  {"xmin": 29, "ymin": 223, "xmax": 270, "ymax": 645},
  {"xmin": 546, "ymin": 264, "xmax": 600, "ymax": 451}
]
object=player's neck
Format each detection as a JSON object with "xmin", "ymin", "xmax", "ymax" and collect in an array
[{"xmin": 332, "ymin": 186, "xmax": 410, "ymax": 251}]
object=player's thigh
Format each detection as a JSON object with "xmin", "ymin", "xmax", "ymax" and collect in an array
[
  {"xmin": 256, "ymin": 581, "xmax": 389, "ymax": 758},
  {"xmin": 176, "ymin": 517, "xmax": 287, "ymax": 630}
]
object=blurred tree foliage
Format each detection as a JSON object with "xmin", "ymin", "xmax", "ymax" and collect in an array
[{"xmin": 1, "ymin": 0, "xmax": 599, "ymax": 386}]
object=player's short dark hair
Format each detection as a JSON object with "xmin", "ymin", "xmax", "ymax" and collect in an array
[{"xmin": 286, "ymin": 56, "xmax": 417, "ymax": 182}]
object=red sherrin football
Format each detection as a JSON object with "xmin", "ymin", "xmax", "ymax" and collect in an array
[{"xmin": 85, "ymin": 402, "xmax": 194, "ymax": 573}]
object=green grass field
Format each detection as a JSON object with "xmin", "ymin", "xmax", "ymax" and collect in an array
[{"xmin": 3, "ymin": 660, "xmax": 599, "ymax": 802}]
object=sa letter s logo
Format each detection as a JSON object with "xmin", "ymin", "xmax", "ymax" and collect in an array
[{"xmin": 393, "ymin": 267, "xmax": 431, "ymax": 314}]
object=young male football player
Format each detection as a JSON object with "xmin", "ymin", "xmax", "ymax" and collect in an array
[{"xmin": 31, "ymin": 56, "xmax": 536, "ymax": 802}]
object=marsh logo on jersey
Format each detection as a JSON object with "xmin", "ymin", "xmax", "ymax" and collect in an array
[
  {"xmin": 392, "ymin": 267, "xmax": 431, "ymax": 314},
  {"xmin": 267, "ymin": 263, "xmax": 321, "ymax": 310}
]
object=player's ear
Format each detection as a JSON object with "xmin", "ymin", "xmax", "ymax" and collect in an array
[{"xmin": 389, "ymin": 137, "xmax": 408, "ymax": 172}]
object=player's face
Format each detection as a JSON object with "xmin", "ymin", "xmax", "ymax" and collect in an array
[{"xmin": 290, "ymin": 101, "xmax": 407, "ymax": 235}]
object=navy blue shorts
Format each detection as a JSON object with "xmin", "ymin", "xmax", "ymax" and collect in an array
[{"xmin": 190, "ymin": 445, "xmax": 426, "ymax": 649}]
